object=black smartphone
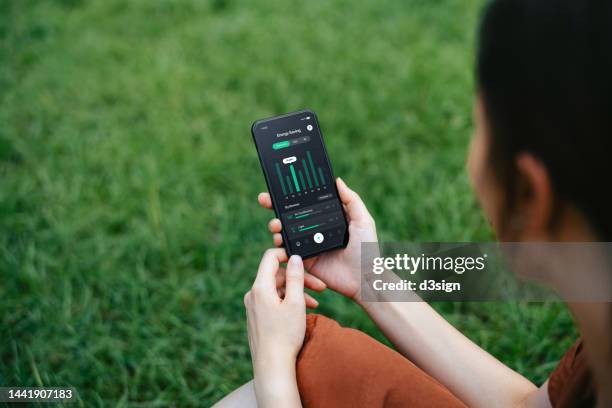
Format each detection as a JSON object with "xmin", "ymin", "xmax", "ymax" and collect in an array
[{"xmin": 252, "ymin": 110, "xmax": 349, "ymax": 259}]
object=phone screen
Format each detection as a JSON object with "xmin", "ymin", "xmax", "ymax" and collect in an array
[{"xmin": 252, "ymin": 110, "xmax": 348, "ymax": 258}]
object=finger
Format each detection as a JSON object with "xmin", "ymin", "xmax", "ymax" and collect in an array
[
  {"xmin": 268, "ymin": 218, "xmax": 282, "ymax": 233},
  {"xmin": 254, "ymin": 248, "xmax": 288, "ymax": 294},
  {"xmin": 304, "ymin": 257, "xmax": 317, "ymax": 270},
  {"xmin": 275, "ymin": 269, "xmax": 326, "ymax": 292},
  {"xmin": 276, "ymin": 287, "xmax": 319, "ymax": 309},
  {"xmin": 304, "ymin": 272, "xmax": 326, "ymax": 292},
  {"xmin": 258, "ymin": 192, "xmax": 273, "ymax": 209},
  {"xmin": 305, "ymin": 293, "xmax": 319, "ymax": 309},
  {"xmin": 273, "ymin": 233, "xmax": 283, "ymax": 247},
  {"xmin": 336, "ymin": 177, "xmax": 372, "ymax": 225},
  {"xmin": 342, "ymin": 203, "xmax": 352, "ymax": 223},
  {"xmin": 284, "ymin": 255, "xmax": 304, "ymax": 303}
]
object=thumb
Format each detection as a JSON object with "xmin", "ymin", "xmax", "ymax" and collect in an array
[
  {"xmin": 337, "ymin": 177, "xmax": 372, "ymax": 224},
  {"xmin": 284, "ymin": 255, "xmax": 305, "ymax": 304}
]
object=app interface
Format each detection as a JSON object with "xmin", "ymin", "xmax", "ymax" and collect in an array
[{"xmin": 253, "ymin": 112, "xmax": 347, "ymax": 257}]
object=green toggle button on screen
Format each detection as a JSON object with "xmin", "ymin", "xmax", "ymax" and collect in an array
[{"xmin": 273, "ymin": 141, "xmax": 290, "ymax": 150}]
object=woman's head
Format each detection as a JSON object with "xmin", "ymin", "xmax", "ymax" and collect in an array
[{"xmin": 468, "ymin": 0, "xmax": 612, "ymax": 242}]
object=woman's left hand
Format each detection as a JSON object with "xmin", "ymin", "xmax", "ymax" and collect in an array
[{"xmin": 244, "ymin": 249, "xmax": 307, "ymax": 407}]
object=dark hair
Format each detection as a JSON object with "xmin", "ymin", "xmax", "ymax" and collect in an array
[{"xmin": 477, "ymin": 0, "xmax": 612, "ymax": 239}]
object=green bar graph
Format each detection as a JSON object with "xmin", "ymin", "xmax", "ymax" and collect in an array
[
  {"xmin": 302, "ymin": 159, "xmax": 313, "ymax": 188},
  {"xmin": 274, "ymin": 151, "xmax": 327, "ymax": 195},
  {"xmin": 307, "ymin": 151, "xmax": 319, "ymax": 187},
  {"xmin": 286, "ymin": 175, "xmax": 293, "ymax": 193},
  {"xmin": 298, "ymin": 170, "xmax": 306, "ymax": 190},
  {"xmin": 275, "ymin": 163, "xmax": 287, "ymax": 195},
  {"xmin": 290, "ymin": 164, "xmax": 300, "ymax": 192}
]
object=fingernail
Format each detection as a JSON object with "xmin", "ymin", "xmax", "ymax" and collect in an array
[{"xmin": 289, "ymin": 255, "xmax": 302, "ymax": 266}]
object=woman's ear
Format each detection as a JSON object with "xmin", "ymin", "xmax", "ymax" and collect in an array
[{"xmin": 513, "ymin": 153, "xmax": 554, "ymax": 240}]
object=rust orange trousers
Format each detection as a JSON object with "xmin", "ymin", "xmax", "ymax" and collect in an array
[{"xmin": 296, "ymin": 314, "xmax": 467, "ymax": 408}]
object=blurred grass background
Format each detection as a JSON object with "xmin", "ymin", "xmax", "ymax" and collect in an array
[{"xmin": 1, "ymin": 0, "xmax": 577, "ymax": 406}]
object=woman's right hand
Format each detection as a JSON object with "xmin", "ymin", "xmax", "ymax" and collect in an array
[{"xmin": 257, "ymin": 177, "xmax": 378, "ymax": 303}]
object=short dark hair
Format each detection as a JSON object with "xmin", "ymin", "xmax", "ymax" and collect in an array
[{"xmin": 477, "ymin": 0, "xmax": 612, "ymax": 239}]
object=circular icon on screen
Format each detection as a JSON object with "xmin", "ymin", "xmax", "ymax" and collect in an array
[
  {"xmin": 306, "ymin": 124, "xmax": 313, "ymax": 131},
  {"xmin": 313, "ymin": 232, "xmax": 324, "ymax": 244}
]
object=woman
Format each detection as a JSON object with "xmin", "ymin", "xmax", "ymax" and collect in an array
[{"xmin": 216, "ymin": 0, "xmax": 612, "ymax": 406}]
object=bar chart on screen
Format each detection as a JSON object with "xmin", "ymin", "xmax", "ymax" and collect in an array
[
  {"xmin": 252, "ymin": 110, "xmax": 348, "ymax": 257},
  {"xmin": 274, "ymin": 150, "xmax": 328, "ymax": 196}
]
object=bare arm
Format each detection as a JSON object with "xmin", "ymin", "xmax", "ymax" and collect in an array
[
  {"xmin": 257, "ymin": 182, "xmax": 552, "ymax": 408},
  {"xmin": 244, "ymin": 250, "xmax": 307, "ymax": 408}
]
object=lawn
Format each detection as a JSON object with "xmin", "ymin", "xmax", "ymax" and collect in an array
[{"xmin": 1, "ymin": 0, "xmax": 577, "ymax": 406}]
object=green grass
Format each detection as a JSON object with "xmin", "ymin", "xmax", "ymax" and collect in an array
[{"xmin": 1, "ymin": 0, "xmax": 577, "ymax": 406}]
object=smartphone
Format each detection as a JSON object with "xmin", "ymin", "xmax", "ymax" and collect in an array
[{"xmin": 252, "ymin": 110, "xmax": 349, "ymax": 259}]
